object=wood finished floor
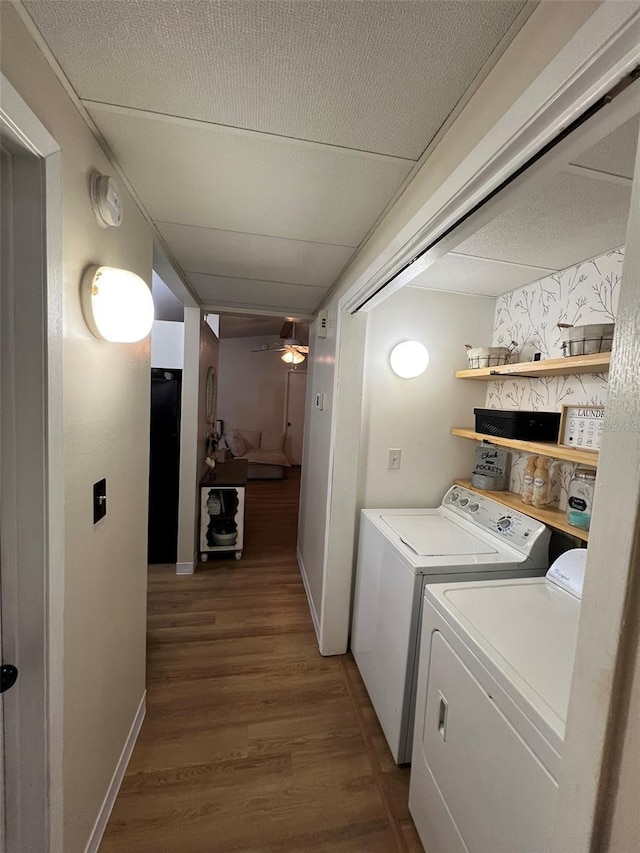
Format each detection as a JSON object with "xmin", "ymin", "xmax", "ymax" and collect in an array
[{"xmin": 100, "ymin": 470, "xmax": 423, "ymax": 852}]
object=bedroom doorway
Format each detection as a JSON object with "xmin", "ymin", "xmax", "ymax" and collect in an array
[{"xmin": 216, "ymin": 314, "xmax": 309, "ymax": 475}]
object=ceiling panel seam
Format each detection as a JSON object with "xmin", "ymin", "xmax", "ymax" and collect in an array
[
  {"xmin": 451, "ymin": 252, "xmax": 557, "ymax": 272},
  {"xmin": 201, "ymin": 300, "xmax": 315, "ymax": 316},
  {"xmin": 185, "ymin": 271, "xmax": 329, "ymax": 291},
  {"xmin": 80, "ymin": 100, "xmax": 417, "ymax": 164},
  {"xmin": 564, "ymin": 163, "xmax": 634, "ymax": 186},
  {"xmin": 155, "ymin": 220, "xmax": 358, "ymax": 249}
]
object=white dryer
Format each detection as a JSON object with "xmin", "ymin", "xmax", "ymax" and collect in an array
[
  {"xmin": 350, "ymin": 485, "xmax": 550, "ymax": 764},
  {"xmin": 409, "ymin": 549, "xmax": 587, "ymax": 853}
]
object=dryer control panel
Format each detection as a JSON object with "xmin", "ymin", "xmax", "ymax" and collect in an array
[{"xmin": 443, "ymin": 486, "xmax": 549, "ymax": 557}]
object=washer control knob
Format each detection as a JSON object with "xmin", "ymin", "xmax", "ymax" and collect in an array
[
  {"xmin": 450, "ymin": 491, "xmax": 460, "ymax": 502},
  {"xmin": 468, "ymin": 502, "xmax": 480, "ymax": 513},
  {"xmin": 497, "ymin": 516, "xmax": 512, "ymax": 532},
  {"xmin": 459, "ymin": 498, "xmax": 469, "ymax": 507}
]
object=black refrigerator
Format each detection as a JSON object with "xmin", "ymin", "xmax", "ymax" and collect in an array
[{"xmin": 148, "ymin": 368, "xmax": 182, "ymax": 564}]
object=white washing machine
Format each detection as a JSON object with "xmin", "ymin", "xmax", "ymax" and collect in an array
[
  {"xmin": 350, "ymin": 485, "xmax": 550, "ymax": 764},
  {"xmin": 409, "ymin": 549, "xmax": 587, "ymax": 853}
]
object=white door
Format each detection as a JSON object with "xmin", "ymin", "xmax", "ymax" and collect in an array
[{"xmin": 285, "ymin": 370, "xmax": 307, "ymax": 465}]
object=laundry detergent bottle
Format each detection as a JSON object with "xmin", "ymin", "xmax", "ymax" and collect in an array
[{"xmin": 521, "ymin": 455, "xmax": 538, "ymax": 505}]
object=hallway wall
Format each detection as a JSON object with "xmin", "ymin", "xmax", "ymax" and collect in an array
[
  {"xmin": 177, "ymin": 309, "xmax": 220, "ymax": 570},
  {"xmin": 360, "ymin": 286, "xmax": 495, "ymax": 508},
  {"xmin": 1, "ymin": 6, "xmax": 153, "ymax": 851}
]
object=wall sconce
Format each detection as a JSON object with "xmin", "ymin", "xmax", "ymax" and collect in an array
[
  {"xmin": 389, "ymin": 341, "xmax": 429, "ymax": 378},
  {"xmin": 81, "ymin": 266, "xmax": 154, "ymax": 343}
]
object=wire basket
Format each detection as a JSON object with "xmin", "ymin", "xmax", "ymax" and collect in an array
[
  {"xmin": 465, "ymin": 341, "xmax": 518, "ymax": 369},
  {"xmin": 559, "ymin": 323, "xmax": 614, "ymax": 357}
]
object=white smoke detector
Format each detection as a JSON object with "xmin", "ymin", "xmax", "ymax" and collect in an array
[{"xmin": 90, "ymin": 171, "xmax": 123, "ymax": 228}]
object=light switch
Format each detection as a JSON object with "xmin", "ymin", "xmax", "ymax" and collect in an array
[
  {"xmin": 93, "ymin": 478, "xmax": 107, "ymax": 524},
  {"xmin": 387, "ymin": 449, "xmax": 401, "ymax": 470}
]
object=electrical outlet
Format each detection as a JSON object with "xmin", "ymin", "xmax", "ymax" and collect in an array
[{"xmin": 387, "ymin": 448, "xmax": 401, "ymax": 470}]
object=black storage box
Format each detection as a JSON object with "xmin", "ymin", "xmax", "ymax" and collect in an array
[{"xmin": 474, "ymin": 408, "xmax": 561, "ymax": 442}]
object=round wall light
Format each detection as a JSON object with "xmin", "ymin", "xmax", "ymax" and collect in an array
[
  {"xmin": 389, "ymin": 340, "xmax": 429, "ymax": 378},
  {"xmin": 81, "ymin": 265, "xmax": 154, "ymax": 343}
]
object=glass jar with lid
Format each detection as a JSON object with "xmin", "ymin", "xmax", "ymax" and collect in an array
[{"xmin": 567, "ymin": 467, "xmax": 597, "ymax": 530}]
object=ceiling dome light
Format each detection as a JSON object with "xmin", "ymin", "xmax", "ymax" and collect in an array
[
  {"xmin": 81, "ymin": 265, "xmax": 154, "ymax": 343},
  {"xmin": 389, "ymin": 341, "xmax": 429, "ymax": 378},
  {"xmin": 281, "ymin": 348, "xmax": 305, "ymax": 365}
]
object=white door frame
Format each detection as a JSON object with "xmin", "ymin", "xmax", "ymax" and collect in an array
[
  {"xmin": 0, "ymin": 74, "xmax": 64, "ymax": 853},
  {"xmin": 550, "ymin": 124, "xmax": 640, "ymax": 853},
  {"xmin": 317, "ymin": 4, "xmax": 640, "ymax": 847}
]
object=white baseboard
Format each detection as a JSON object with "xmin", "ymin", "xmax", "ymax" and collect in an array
[
  {"xmin": 297, "ymin": 546, "xmax": 320, "ymax": 642},
  {"xmin": 176, "ymin": 559, "xmax": 195, "ymax": 575},
  {"xmin": 84, "ymin": 692, "xmax": 146, "ymax": 853}
]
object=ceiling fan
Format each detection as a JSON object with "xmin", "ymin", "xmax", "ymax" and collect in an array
[{"xmin": 251, "ymin": 321, "xmax": 309, "ymax": 364}]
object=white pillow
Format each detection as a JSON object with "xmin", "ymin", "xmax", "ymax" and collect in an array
[
  {"xmin": 237, "ymin": 429, "xmax": 261, "ymax": 450},
  {"xmin": 226, "ymin": 430, "xmax": 247, "ymax": 457}
]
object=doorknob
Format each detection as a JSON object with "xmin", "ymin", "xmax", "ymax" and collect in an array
[{"xmin": 0, "ymin": 664, "xmax": 18, "ymax": 693}]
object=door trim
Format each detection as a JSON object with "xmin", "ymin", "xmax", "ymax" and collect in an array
[{"xmin": 0, "ymin": 73, "xmax": 64, "ymax": 853}]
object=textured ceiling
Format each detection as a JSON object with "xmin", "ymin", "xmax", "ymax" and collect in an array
[
  {"xmin": 412, "ymin": 118, "xmax": 638, "ymax": 298},
  {"xmin": 26, "ymin": 0, "xmax": 526, "ymax": 158},
  {"xmin": 219, "ymin": 316, "xmax": 310, "ymax": 340},
  {"xmin": 455, "ymin": 170, "xmax": 632, "ymax": 271},
  {"xmin": 25, "ymin": 0, "xmax": 529, "ymax": 314},
  {"xmin": 410, "ymin": 253, "xmax": 554, "ymax": 296},
  {"xmin": 155, "ymin": 222, "xmax": 354, "ymax": 289},
  {"xmin": 86, "ymin": 103, "xmax": 413, "ymax": 246},
  {"xmin": 571, "ymin": 115, "xmax": 640, "ymax": 180}
]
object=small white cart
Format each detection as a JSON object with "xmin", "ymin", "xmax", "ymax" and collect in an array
[{"xmin": 199, "ymin": 459, "xmax": 248, "ymax": 563}]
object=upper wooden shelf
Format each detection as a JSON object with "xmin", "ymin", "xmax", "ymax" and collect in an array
[
  {"xmin": 451, "ymin": 428, "xmax": 599, "ymax": 466},
  {"xmin": 455, "ymin": 351, "xmax": 611, "ymax": 380}
]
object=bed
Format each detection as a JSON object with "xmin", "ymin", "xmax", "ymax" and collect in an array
[{"xmin": 220, "ymin": 428, "xmax": 291, "ymax": 479}]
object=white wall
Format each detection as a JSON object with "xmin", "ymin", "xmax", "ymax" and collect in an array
[
  {"xmin": 1, "ymin": 6, "xmax": 152, "ymax": 851},
  {"xmin": 151, "ymin": 319, "xmax": 184, "ymax": 369},
  {"xmin": 177, "ymin": 310, "xmax": 219, "ymax": 570},
  {"xmin": 298, "ymin": 318, "xmax": 336, "ymax": 632},
  {"xmin": 217, "ymin": 335, "xmax": 298, "ymax": 437},
  {"xmin": 361, "ymin": 287, "xmax": 495, "ymax": 508},
  {"xmin": 297, "ymin": 0, "xmax": 598, "ymax": 654}
]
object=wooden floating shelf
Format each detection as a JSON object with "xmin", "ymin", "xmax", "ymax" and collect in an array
[
  {"xmin": 451, "ymin": 427, "xmax": 599, "ymax": 467},
  {"xmin": 455, "ymin": 480, "xmax": 589, "ymax": 542},
  {"xmin": 455, "ymin": 351, "xmax": 611, "ymax": 380}
]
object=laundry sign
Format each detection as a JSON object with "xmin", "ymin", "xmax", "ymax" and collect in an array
[
  {"xmin": 471, "ymin": 443, "xmax": 509, "ymax": 491},
  {"xmin": 559, "ymin": 405, "xmax": 604, "ymax": 451}
]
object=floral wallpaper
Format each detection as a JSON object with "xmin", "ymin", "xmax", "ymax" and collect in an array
[{"xmin": 485, "ymin": 247, "xmax": 623, "ymax": 509}]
